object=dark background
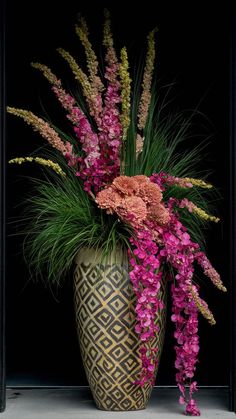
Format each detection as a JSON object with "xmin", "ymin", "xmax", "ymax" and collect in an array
[{"xmin": 6, "ymin": 1, "xmax": 231, "ymax": 386}]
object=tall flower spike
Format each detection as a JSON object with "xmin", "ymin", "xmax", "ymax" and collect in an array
[
  {"xmin": 136, "ymin": 134, "xmax": 144, "ymax": 156},
  {"xmin": 138, "ymin": 28, "xmax": 158, "ymax": 131},
  {"xmin": 57, "ymin": 48, "xmax": 92, "ymax": 96},
  {"xmin": 189, "ymin": 286, "xmax": 216, "ymax": 325},
  {"xmin": 32, "ymin": 63, "xmax": 79, "ymax": 114},
  {"xmin": 103, "ymin": 9, "xmax": 118, "ymax": 65},
  {"xmin": 192, "ymin": 205, "xmax": 220, "ymax": 223},
  {"xmin": 182, "ymin": 177, "xmax": 213, "ymax": 189},
  {"xmin": 180, "ymin": 198, "xmax": 220, "ymax": 223},
  {"xmin": 196, "ymin": 251, "xmax": 227, "ymax": 292},
  {"xmin": 9, "ymin": 157, "xmax": 66, "ymax": 176},
  {"xmin": 75, "ymin": 18, "xmax": 104, "ymax": 92},
  {"xmin": 31, "ymin": 63, "xmax": 100, "ymax": 167},
  {"xmin": 103, "ymin": 9, "xmax": 114, "ymax": 49},
  {"xmin": 119, "ymin": 47, "xmax": 131, "ymax": 140},
  {"xmin": 77, "ymin": 14, "xmax": 89, "ymax": 37},
  {"xmin": 163, "ymin": 174, "xmax": 213, "ymax": 189},
  {"xmin": 31, "ymin": 63, "xmax": 61, "ymax": 88},
  {"xmin": 7, "ymin": 107, "xmax": 71, "ymax": 155},
  {"xmin": 57, "ymin": 48, "xmax": 103, "ymax": 123}
]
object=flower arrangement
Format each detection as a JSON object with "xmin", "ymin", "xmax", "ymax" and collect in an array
[{"xmin": 7, "ymin": 10, "xmax": 226, "ymax": 416}]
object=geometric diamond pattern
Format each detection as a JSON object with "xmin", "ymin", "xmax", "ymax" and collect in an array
[
  {"xmin": 74, "ymin": 248, "xmax": 167, "ymax": 411},
  {"xmin": 107, "ymin": 294, "xmax": 127, "ymax": 314}
]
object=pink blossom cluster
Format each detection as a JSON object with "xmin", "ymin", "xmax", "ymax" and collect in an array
[
  {"xmin": 195, "ymin": 251, "xmax": 226, "ymax": 292},
  {"xmin": 128, "ymin": 228, "xmax": 164, "ymax": 386},
  {"xmin": 96, "ymin": 176, "xmax": 170, "ymax": 388},
  {"xmin": 51, "ymin": 86, "xmax": 104, "ymax": 192},
  {"xmin": 150, "ymin": 172, "xmax": 193, "ymax": 190},
  {"xmin": 96, "ymin": 174, "xmax": 226, "ymax": 415},
  {"xmin": 49, "ymin": 53, "xmax": 122, "ymax": 193},
  {"xmin": 160, "ymin": 211, "xmax": 200, "ymax": 415},
  {"xmin": 97, "ymin": 57, "xmax": 122, "ymax": 184}
]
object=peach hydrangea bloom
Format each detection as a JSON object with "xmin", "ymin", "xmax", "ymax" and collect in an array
[
  {"xmin": 148, "ymin": 203, "xmax": 170, "ymax": 225},
  {"xmin": 133, "ymin": 175, "xmax": 149, "ymax": 186},
  {"xmin": 138, "ymin": 181, "xmax": 163, "ymax": 205},
  {"xmin": 95, "ymin": 187, "xmax": 122, "ymax": 213},
  {"xmin": 113, "ymin": 175, "xmax": 139, "ymax": 195},
  {"xmin": 117, "ymin": 196, "xmax": 147, "ymax": 222},
  {"xmin": 96, "ymin": 175, "xmax": 169, "ymax": 228}
]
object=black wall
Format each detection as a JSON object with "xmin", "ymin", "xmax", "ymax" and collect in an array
[{"xmin": 6, "ymin": 1, "xmax": 231, "ymax": 386}]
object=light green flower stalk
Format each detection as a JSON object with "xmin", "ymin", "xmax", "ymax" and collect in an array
[
  {"xmin": 189, "ymin": 286, "xmax": 216, "ymax": 325},
  {"xmin": 183, "ymin": 177, "xmax": 213, "ymax": 189},
  {"xmin": 31, "ymin": 62, "xmax": 59, "ymax": 84},
  {"xmin": 119, "ymin": 47, "xmax": 131, "ymax": 140},
  {"xmin": 138, "ymin": 28, "xmax": 158, "ymax": 131},
  {"xmin": 103, "ymin": 9, "xmax": 118, "ymax": 66},
  {"xmin": 77, "ymin": 15, "xmax": 89, "ymax": 37},
  {"xmin": 57, "ymin": 48, "xmax": 103, "ymax": 123},
  {"xmin": 191, "ymin": 204, "xmax": 220, "ymax": 223},
  {"xmin": 7, "ymin": 107, "xmax": 70, "ymax": 155},
  {"xmin": 57, "ymin": 48, "xmax": 92, "ymax": 96},
  {"xmin": 103, "ymin": 9, "xmax": 114, "ymax": 49},
  {"xmin": 31, "ymin": 63, "xmax": 62, "ymax": 88},
  {"xmin": 75, "ymin": 17, "xmax": 104, "ymax": 93},
  {"xmin": 9, "ymin": 157, "xmax": 66, "ymax": 177}
]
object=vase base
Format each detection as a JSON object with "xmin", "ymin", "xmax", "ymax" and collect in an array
[{"xmin": 96, "ymin": 405, "xmax": 147, "ymax": 411}]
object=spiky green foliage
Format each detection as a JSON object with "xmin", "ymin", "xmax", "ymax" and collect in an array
[
  {"xmin": 20, "ymin": 165, "xmax": 132, "ymax": 285},
  {"xmin": 124, "ymin": 83, "xmax": 219, "ymax": 248}
]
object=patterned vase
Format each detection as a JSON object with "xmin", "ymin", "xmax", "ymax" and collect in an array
[{"xmin": 74, "ymin": 247, "xmax": 167, "ymax": 411}]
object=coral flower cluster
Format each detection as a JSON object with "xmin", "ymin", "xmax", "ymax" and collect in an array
[{"xmin": 96, "ymin": 175, "xmax": 169, "ymax": 227}]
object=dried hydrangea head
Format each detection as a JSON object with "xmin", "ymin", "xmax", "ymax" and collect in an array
[
  {"xmin": 96, "ymin": 175, "xmax": 169, "ymax": 228},
  {"xmin": 148, "ymin": 203, "xmax": 170, "ymax": 225},
  {"xmin": 138, "ymin": 181, "xmax": 163, "ymax": 205},
  {"xmin": 95, "ymin": 187, "xmax": 122, "ymax": 213},
  {"xmin": 133, "ymin": 175, "xmax": 149, "ymax": 185},
  {"xmin": 117, "ymin": 196, "xmax": 147, "ymax": 222},
  {"xmin": 112, "ymin": 175, "xmax": 139, "ymax": 195}
]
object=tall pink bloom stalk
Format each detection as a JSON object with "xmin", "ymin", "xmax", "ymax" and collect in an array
[
  {"xmin": 128, "ymin": 228, "xmax": 164, "ymax": 386},
  {"xmin": 32, "ymin": 54, "xmax": 123, "ymax": 193}
]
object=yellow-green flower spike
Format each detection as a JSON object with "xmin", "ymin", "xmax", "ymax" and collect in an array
[
  {"xmin": 75, "ymin": 19, "xmax": 103, "ymax": 92},
  {"xmin": 138, "ymin": 28, "xmax": 158, "ymax": 131},
  {"xmin": 31, "ymin": 63, "xmax": 61, "ymax": 87},
  {"xmin": 119, "ymin": 47, "xmax": 131, "ymax": 140},
  {"xmin": 57, "ymin": 48, "xmax": 92, "ymax": 97},
  {"xmin": 189, "ymin": 286, "xmax": 216, "ymax": 325},
  {"xmin": 9, "ymin": 157, "xmax": 66, "ymax": 177},
  {"xmin": 192, "ymin": 205, "xmax": 220, "ymax": 223},
  {"xmin": 183, "ymin": 177, "xmax": 213, "ymax": 189},
  {"xmin": 103, "ymin": 9, "xmax": 113, "ymax": 49},
  {"xmin": 103, "ymin": 9, "xmax": 118, "ymax": 67},
  {"xmin": 77, "ymin": 14, "xmax": 89, "ymax": 37}
]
